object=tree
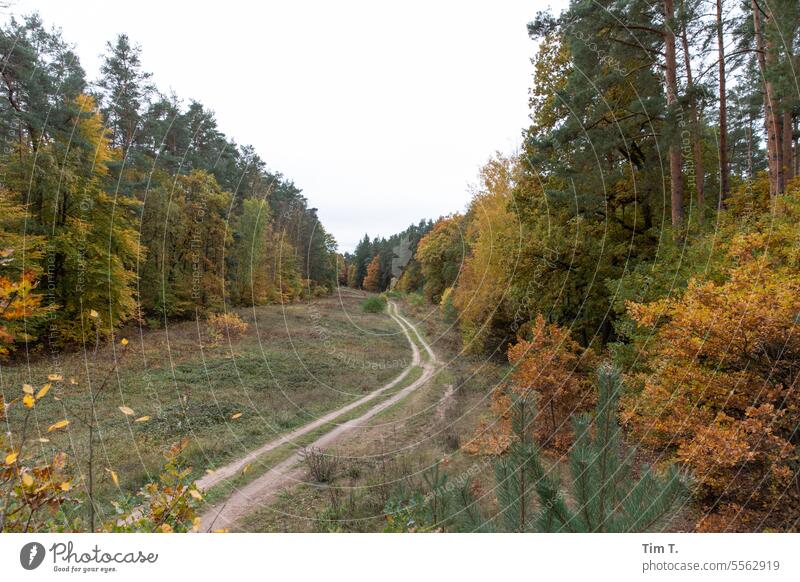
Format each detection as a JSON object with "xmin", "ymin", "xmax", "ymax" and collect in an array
[
  {"xmin": 228, "ymin": 198, "xmax": 272, "ymax": 305},
  {"xmin": 97, "ymin": 34, "xmax": 153, "ymax": 160},
  {"xmin": 3, "ymin": 94, "xmax": 141, "ymax": 341},
  {"xmin": 0, "ymin": 188, "xmax": 49, "ymax": 355},
  {"xmin": 715, "ymin": 0, "xmax": 729, "ymax": 202},
  {"xmin": 353, "ymin": 234, "xmax": 373, "ymax": 288},
  {"xmin": 415, "ymin": 214, "xmax": 465, "ymax": 302},
  {"xmin": 678, "ymin": 0, "xmax": 707, "ymax": 215},
  {"xmin": 362, "ymin": 255, "xmax": 382, "ymax": 292},
  {"xmin": 623, "ymin": 187, "xmax": 800, "ymax": 530},
  {"xmin": 464, "ymin": 314, "xmax": 595, "ymax": 454},
  {"xmin": 664, "ymin": 0, "xmax": 685, "ymax": 228},
  {"xmin": 346, "ymin": 263, "xmax": 357, "ymax": 288},
  {"xmin": 452, "ymin": 154, "xmax": 521, "ymax": 353},
  {"xmin": 460, "ymin": 365, "xmax": 687, "ymax": 532},
  {"xmin": 507, "ymin": 315, "xmax": 597, "ymax": 449},
  {"xmin": 0, "ymin": 14, "xmax": 86, "ymax": 153}
]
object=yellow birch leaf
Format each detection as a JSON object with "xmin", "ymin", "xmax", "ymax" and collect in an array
[
  {"xmin": 134, "ymin": 416, "xmax": 150, "ymax": 423},
  {"xmin": 230, "ymin": 412, "xmax": 242, "ymax": 420},
  {"xmin": 118, "ymin": 406, "xmax": 135, "ymax": 416},
  {"xmin": 21, "ymin": 473, "xmax": 34, "ymax": 487},
  {"xmin": 22, "ymin": 394, "xmax": 35, "ymax": 408},
  {"xmin": 5, "ymin": 452, "xmax": 18, "ymax": 464},
  {"xmin": 22, "ymin": 383, "xmax": 34, "ymax": 394},
  {"xmin": 106, "ymin": 468, "xmax": 119, "ymax": 486},
  {"xmin": 48, "ymin": 419, "xmax": 70, "ymax": 432},
  {"xmin": 36, "ymin": 384, "xmax": 51, "ymax": 399}
]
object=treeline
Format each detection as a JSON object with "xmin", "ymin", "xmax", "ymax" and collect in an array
[
  {"xmin": 0, "ymin": 15, "xmax": 337, "ymax": 351},
  {"xmin": 340, "ymin": 220, "xmax": 433, "ymax": 292},
  {"xmin": 391, "ymin": 1, "xmax": 800, "ymax": 531}
]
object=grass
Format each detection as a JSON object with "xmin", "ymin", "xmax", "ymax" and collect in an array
[
  {"xmin": 0, "ymin": 292, "xmax": 412, "ymax": 526},
  {"xmin": 198, "ymin": 364, "xmax": 425, "ymax": 508},
  {"xmin": 238, "ymin": 296, "xmax": 511, "ymax": 532}
]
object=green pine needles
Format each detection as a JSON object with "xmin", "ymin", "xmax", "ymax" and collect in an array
[
  {"xmin": 483, "ymin": 364, "xmax": 687, "ymax": 532},
  {"xmin": 387, "ymin": 364, "xmax": 688, "ymax": 532}
]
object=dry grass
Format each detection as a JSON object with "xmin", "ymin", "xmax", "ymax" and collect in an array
[
  {"xmin": 0, "ymin": 292, "xmax": 411, "ymax": 525},
  {"xmin": 240, "ymin": 294, "xmax": 510, "ymax": 532}
]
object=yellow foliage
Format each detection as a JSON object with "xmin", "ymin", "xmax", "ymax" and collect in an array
[
  {"xmin": 624, "ymin": 205, "xmax": 800, "ymax": 529},
  {"xmin": 206, "ymin": 312, "xmax": 249, "ymax": 345}
]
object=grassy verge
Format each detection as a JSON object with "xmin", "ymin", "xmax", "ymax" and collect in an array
[
  {"xmin": 199, "ymin": 364, "xmax": 426, "ymax": 508},
  {"xmin": 0, "ymin": 293, "xmax": 412, "ymax": 524},
  {"xmin": 238, "ymin": 297, "xmax": 510, "ymax": 532}
]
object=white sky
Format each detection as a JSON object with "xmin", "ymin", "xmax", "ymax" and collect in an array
[{"xmin": 12, "ymin": 0, "xmax": 567, "ymax": 251}]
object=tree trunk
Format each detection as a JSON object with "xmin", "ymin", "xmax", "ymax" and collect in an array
[
  {"xmin": 753, "ymin": 0, "xmax": 784, "ymax": 195},
  {"xmin": 794, "ymin": 113, "xmax": 799, "ymax": 179},
  {"xmin": 681, "ymin": 2, "xmax": 705, "ymax": 216},
  {"xmin": 664, "ymin": 0, "xmax": 684, "ymax": 227},
  {"xmin": 747, "ymin": 115, "xmax": 754, "ymax": 180},
  {"xmin": 716, "ymin": 0, "xmax": 729, "ymax": 204},
  {"xmin": 784, "ymin": 110, "xmax": 795, "ymax": 183}
]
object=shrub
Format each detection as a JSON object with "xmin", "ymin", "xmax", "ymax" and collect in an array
[
  {"xmin": 623, "ymin": 210, "xmax": 800, "ymax": 530},
  {"xmin": 206, "ymin": 312, "xmax": 249, "ymax": 345},
  {"xmin": 407, "ymin": 292, "xmax": 425, "ymax": 308},
  {"xmin": 465, "ymin": 314, "xmax": 596, "ymax": 453},
  {"xmin": 302, "ymin": 447, "xmax": 340, "ymax": 483},
  {"xmin": 459, "ymin": 365, "xmax": 687, "ymax": 532},
  {"xmin": 361, "ymin": 296, "xmax": 386, "ymax": 313},
  {"xmin": 440, "ymin": 287, "xmax": 458, "ymax": 323}
]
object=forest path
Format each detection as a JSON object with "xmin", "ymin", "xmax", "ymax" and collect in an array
[{"xmin": 199, "ymin": 300, "xmax": 439, "ymax": 531}]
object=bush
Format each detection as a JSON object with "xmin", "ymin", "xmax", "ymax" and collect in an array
[
  {"xmin": 440, "ymin": 287, "xmax": 458, "ymax": 323},
  {"xmin": 206, "ymin": 312, "xmax": 249, "ymax": 345},
  {"xmin": 623, "ymin": 211, "xmax": 800, "ymax": 530},
  {"xmin": 407, "ymin": 292, "xmax": 425, "ymax": 308},
  {"xmin": 302, "ymin": 447, "xmax": 340, "ymax": 483},
  {"xmin": 361, "ymin": 296, "xmax": 386, "ymax": 313}
]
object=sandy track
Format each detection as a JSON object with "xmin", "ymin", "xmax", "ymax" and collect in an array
[{"xmin": 199, "ymin": 301, "xmax": 438, "ymax": 531}]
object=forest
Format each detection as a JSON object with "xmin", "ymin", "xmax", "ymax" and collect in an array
[
  {"xmin": 0, "ymin": 14, "xmax": 338, "ymax": 352},
  {"xmin": 342, "ymin": 0, "xmax": 800, "ymax": 532},
  {"xmin": 0, "ymin": 13, "xmax": 341, "ymax": 532},
  {"xmin": 2, "ymin": 0, "xmax": 800, "ymax": 534}
]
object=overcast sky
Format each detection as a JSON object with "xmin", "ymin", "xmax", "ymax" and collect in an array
[{"xmin": 12, "ymin": 0, "xmax": 567, "ymax": 251}]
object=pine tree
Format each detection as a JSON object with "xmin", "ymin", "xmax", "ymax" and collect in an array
[
  {"xmin": 353, "ymin": 234, "xmax": 373, "ymax": 288},
  {"xmin": 97, "ymin": 34, "xmax": 153, "ymax": 160},
  {"xmin": 460, "ymin": 365, "xmax": 687, "ymax": 532}
]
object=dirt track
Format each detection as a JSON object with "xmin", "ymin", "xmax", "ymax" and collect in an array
[{"xmin": 199, "ymin": 300, "xmax": 438, "ymax": 531}]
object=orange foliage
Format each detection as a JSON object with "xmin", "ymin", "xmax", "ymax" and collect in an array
[
  {"xmin": 362, "ymin": 255, "xmax": 382, "ymax": 292},
  {"xmin": 0, "ymin": 272, "xmax": 50, "ymax": 356},
  {"xmin": 463, "ymin": 387, "xmax": 514, "ymax": 455},
  {"xmin": 465, "ymin": 314, "xmax": 595, "ymax": 454},
  {"xmin": 623, "ymin": 221, "xmax": 800, "ymax": 530}
]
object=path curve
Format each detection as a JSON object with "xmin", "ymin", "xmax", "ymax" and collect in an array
[{"xmin": 199, "ymin": 301, "xmax": 438, "ymax": 531}]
